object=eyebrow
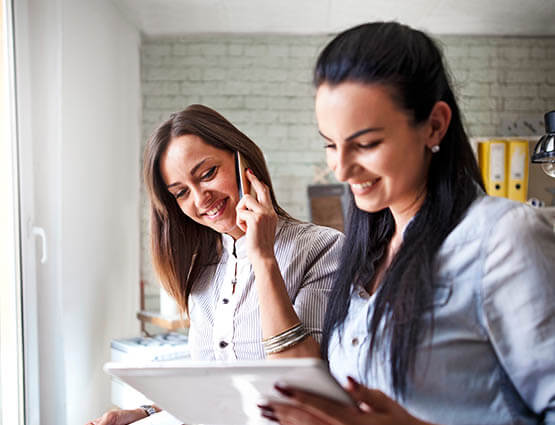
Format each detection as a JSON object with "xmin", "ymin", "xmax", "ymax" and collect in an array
[
  {"xmin": 319, "ymin": 127, "xmax": 384, "ymax": 142},
  {"xmin": 166, "ymin": 158, "xmax": 208, "ymax": 189}
]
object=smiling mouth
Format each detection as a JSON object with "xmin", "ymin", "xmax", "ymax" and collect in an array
[
  {"xmin": 351, "ymin": 178, "xmax": 380, "ymax": 192},
  {"xmin": 203, "ymin": 198, "xmax": 227, "ymax": 219}
]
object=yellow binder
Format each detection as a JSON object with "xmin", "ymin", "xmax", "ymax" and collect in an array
[
  {"xmin": 506, "ymin": 139, "xmax": 529, "ymax": 202},
  {"xmin": 478, "ymin": 140, "xmax": 507, "ymax": 198}
]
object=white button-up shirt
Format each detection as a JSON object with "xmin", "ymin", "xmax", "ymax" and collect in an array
[{"xmin": 188, "ymin": 219, "xmax": 344, "ymax": 361}]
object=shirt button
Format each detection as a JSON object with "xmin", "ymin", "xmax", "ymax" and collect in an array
[
  {"xmin": 222, "ymin": 298, "xmax": 229, "ymax": 304},
  {"xmin": 351, "ymin": 337, "xmax": 359, "ymax": 346},
  {"xmin": 219, "ymin": 341, "xmax": 228, "ymax": 349}
]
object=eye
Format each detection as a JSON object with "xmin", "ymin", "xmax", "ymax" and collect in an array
[
  {"xmin": 175, "ymin": 188, "xmax": 188, "ymax": 199},
  {"xmin": 201, "ymin": 166, "xmax": 217, "ymax": 180},
  {"xmin": 357, "ymin": 140, "xmax": 382, "ymax": 149},
  {"xmin": 324, "ymin": 143, "xmax": 336, "ymax": 150}
]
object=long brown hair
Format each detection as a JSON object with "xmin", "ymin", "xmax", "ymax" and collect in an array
[{"xmin": 143, "ymin": 104, "xmax": 291, "ymax": 314}]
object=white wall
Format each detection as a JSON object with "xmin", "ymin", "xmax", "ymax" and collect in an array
[
  {"xmin": 14, "ymin": 0, "xmax": 142, "ymax": 423},
  {"xmin": 139, "ymin": 34, "xmax": 555, "ymax": 290}
]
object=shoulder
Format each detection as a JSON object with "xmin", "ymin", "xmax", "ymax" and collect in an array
[
  {"xmin": 444, "ymin": 195, "xmax": 542, "ymax": 247},
  {"xmin": 463, "ymin": 197, "xmax": 555, "ymax": 294},
  {"xmin": 466, "ymin": 196, "xmax": 553, "ymax": 246},
  {"xmin": 437, "ymin": 195, "xmax": 554, "ymax": 281},
  {"xmin": 483, "ymin": 199, "xmax": 555, "ymax": 265},
  {"xmin": 462, "ymin": 195, "xmax": 523, "ymax": 228},
  {"xmin": 277, "ymin": 219, "xmax": 345, "ymax": 248}
]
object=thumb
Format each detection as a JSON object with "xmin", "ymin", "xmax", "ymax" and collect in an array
[{"xmin": 346, "ymin": 376, "xmax": 393, "ymax": 413}]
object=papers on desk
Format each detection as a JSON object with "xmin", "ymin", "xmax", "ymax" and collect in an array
[
  {"xmin": 111, "ymin": 333, "xmax": 190, "ymax": 409},
  {"xmin": 111, "ymin": 332, "xmax": 190, "ymax": 362}
]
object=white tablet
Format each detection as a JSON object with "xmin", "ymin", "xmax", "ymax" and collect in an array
[{"xmin": 104, "ymin": 358, "xmax": 353, "ymax": 425}]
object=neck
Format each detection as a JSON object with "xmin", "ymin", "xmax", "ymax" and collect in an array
[
  {"xmin": 227, "ymin": 226, "xmax": 245, "ymax": 241},
  {"xmin": 390, "ymin": 185, "xmax": 427, "ymax": 243}
]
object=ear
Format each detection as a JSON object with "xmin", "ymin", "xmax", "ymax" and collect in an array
[{"xmin": 426, "ymin": 101, "xmax": 452, "ymax": 148}]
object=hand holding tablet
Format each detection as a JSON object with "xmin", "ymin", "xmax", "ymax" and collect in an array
[{"xmin": 104, "ymin": 358, "xmax": 354, "ymax": 425}]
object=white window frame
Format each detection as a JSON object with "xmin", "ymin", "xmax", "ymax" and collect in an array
[{"xmin": 0, "ymin": 0, "xmax": 25, "ymax": 423}]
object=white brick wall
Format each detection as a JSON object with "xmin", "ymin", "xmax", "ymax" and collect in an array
[{"xmin": 140, "ymin": 33, "xmax": 555, "ymax": 288}]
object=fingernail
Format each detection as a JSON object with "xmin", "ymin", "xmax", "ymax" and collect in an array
[
  {"xmin": 257, "ymin": 404, "xmax": 274, "ymax": 413},
  {"xmin": 261, "ymin": 411, "xmax": 279, "ymax": 422},
  {"xmin": 347, "ymin": 376, "xmax": 359, "ymax": 390},
  {"xmin": 274, "ymin": 384, "xmax": 294, "ymax": 397},
  {"xmin": 247, "ymin": 168, "xmax": 253, "ymax": 174}
]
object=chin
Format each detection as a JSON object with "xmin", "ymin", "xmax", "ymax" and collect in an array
[
  {"xmin": 354, "ymin": 197, "xmax": 385, "ymax": 214},
  {"xmin": 214, "ymin": 219, "xmax": 238, "ymax": 235}
]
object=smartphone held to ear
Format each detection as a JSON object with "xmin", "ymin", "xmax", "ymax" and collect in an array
[{"xmin": 235, "ymin": 151, "xmax": 255, "ymax": 199}]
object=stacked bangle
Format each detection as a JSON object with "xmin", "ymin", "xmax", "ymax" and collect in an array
[{"xmin": 263, "ymin": 322, "xmax": 309, "ymax": 355}]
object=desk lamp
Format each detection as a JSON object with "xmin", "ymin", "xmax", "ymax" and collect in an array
[{"xmin": 532, "ymin": 110, "xmax": 555, "ymax": 178}]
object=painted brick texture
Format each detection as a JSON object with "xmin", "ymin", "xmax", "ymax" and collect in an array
[{"xmin": 140, "ymin": 34, "xmax": 555, "ymax": 288}]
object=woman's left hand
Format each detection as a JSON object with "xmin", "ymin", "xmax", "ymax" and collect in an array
[
  {"xmin": 235, "ymin": 169, "xmax": 278, "ymax": 262},
  {"xmin": 261, "ymin": 378, "xmax": 431, "ymax": 425}
]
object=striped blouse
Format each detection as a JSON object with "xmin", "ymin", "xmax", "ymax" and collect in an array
[{"xmin": 187, "ymin": 219, "xmax": 344, "ymax": 361}]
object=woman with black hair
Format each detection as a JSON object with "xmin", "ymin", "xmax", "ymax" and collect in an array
[{"xmin": 260, "ymin": 22, "xmax": 555, "ymax": 425}]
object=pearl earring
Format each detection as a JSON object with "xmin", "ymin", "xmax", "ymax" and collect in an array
[{"xmin": 430, "ymin": 145, "xmax": 440, "ymax": 153}]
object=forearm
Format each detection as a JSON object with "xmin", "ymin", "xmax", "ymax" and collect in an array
[{"xmin": 252, "ymin": 256, "xmax": 320, "ymax": 359}]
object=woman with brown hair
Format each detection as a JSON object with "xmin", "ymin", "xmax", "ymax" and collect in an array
[{"xmin": 87, "ymin": 104, "xmax": 343, "ymax": 425}]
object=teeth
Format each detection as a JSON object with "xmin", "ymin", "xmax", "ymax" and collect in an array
[
  {"xmin": 352, "ymin": 179, "xmax": 377, "ymax": 189},
  {"xmin": 206, "ymin": 200, "xmax": 225, "ymax": 216}
]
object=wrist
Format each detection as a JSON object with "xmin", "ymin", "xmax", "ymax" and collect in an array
[
  {"xmin": 251, "ymin": 255, "xmax": 278, "ymax": 274},
  {"xmin": 132, "ymin": 407, "xmax": 149, "ymax": 420},
  {"xmin": 138, "ymin": 405, "xmax": 158, "ymax": 418}
]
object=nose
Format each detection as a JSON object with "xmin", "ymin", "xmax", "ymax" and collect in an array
[
  {"xmin": 190, "ymin": 185, "xmax": 210, "ymax": 209},
  {"xmin": 332, "ymin": 147, "xmax": 354, "ymax": 182}
]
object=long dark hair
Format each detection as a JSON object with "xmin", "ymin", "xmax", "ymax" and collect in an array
[
  {"xmin": 143, "ymin": 104, "xmax": 291, "ymax": 313},
  {"xmin": 318, "ymin": 22, "xmax": 484, "ymax": 398}
]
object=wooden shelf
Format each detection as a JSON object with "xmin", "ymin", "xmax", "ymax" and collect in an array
[{"xmin": 137, "ymin": 310, "xmax": 189, "ymax": 331}]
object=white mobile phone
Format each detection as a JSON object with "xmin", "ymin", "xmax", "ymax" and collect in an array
[{"xmin": 234, "ymin": 151, "xmax": 254, "ymax": 198}]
